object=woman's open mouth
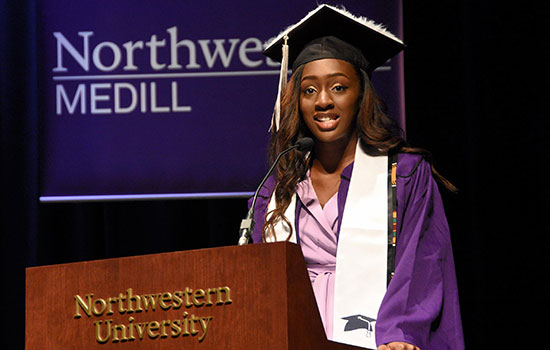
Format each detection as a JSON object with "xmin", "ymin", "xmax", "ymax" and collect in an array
[{"xmin": 314, "ymin": 113, "xmax": 339, "ymax": 130}]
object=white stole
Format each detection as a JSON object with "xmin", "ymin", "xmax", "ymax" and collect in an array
[
  {"xmin": 265, "ymin": 192, "xmax": 297, "ymax": 243},
  {"xmin": 265, "ymin": 141, "xmax": 388, "ymax": 349}
]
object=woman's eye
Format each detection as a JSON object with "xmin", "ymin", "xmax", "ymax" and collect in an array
[
  {"xmin": 303, "ymin": 87, "xmax": 316, "ymax": 95},
  {"xmin": 332, "ymin": 85, "xmax": 348, "ymax": 92}
]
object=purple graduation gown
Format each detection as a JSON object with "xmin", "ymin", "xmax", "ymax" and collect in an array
[{"xmin": 250, "ymin": 153, "xmax": 464, "ymax": 350}]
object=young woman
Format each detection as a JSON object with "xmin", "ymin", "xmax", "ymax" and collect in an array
[{"xmin": 250, "ymin": 5, "xmax": 464, "ymax": 350}]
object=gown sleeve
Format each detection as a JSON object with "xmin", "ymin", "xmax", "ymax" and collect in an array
[
  {"xmin": 248, "ymin": 176, "xmax": 276, "ymax": 244},
  {"xmin": 375, "ymin": 154, "xmax": 464, "ymax": 350}
]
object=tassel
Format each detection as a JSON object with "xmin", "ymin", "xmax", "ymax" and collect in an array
[{"xmin": 270, "ymin": 35, "xmax": 289, "ymax": 132}]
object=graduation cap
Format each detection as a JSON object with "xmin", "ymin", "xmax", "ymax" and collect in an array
[
  {"xmin": 342, "ymin": 314, "xmax": 377, "ymax": 333},
  {"xmin": 263, "ymin": 4, "xmax": 405, "ymax": 131}
]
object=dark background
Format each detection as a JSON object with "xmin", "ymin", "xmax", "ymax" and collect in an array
[{"xmin": 1, "ymin": 1, "xmax": 547, "ymax": 349}]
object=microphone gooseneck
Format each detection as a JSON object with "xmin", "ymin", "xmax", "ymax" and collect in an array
[{"xmin": 238, "ymin": 137, "xmax": 314, "ymax": 246}]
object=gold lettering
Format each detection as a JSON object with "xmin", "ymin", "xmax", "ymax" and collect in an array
[
  {"xmin": 160, "ymin": 319, "xmax": 171, "ymax": 338},
  {"xmin": 172, "ymin": 291, "xmax": 183, "ymax": 309},
  {"xmin": 127, "ymin": 288, "xmax": 142, "ymax": 313},
  {"xmin": 192, "ymin": 289, "xmax": 205, "ymax": 307},
  {"xmin": 205, "ymin": 288, "xmax": 216, "ymax": 306},
  {"xmin": 140, "ymin": 294, "xmax": 160, "ymax": 312},
  {"xmin": 171, "ymin": 319, "xmax": 182, "ymax": 337},
  {"xmin": 133, "ymin": 322, "xmax": 147, "ymax": 340},
  {"xmin": 73, "ymin": 287, "xmax": 224, "ymax": 344},
  {"xmin": 189, "ymin": 314, "xmax": 199, "ymax": 335},
  {"xmin": 94, "ymin": 319, "xmax": 112, "ymax": 344},
  {"xmin": 181, "ymin": 312, "xmax": 190, "ymax": 336},
  {"xmin": 118, "ymin": 293, "xmax": 127, "ymax": 313},
  {"xmin": 111, "ymin": 323, "xmax": 128, "ymax": 342},
  {"xmin": 74, "ymin": 293, "xmax": 93, "ymax": 318},
  {"xmin": 183, "ymin": 287, "xmax": 193, "ymax": 307},
  {"xmin": 106, "ymin": 297, "xmax": 117, "ymax": 315},
  {"xmin": 147, "ymin": 321, "xmax": 160, "ymax": 338},
  {"xmin": 216, "ymin": 286, "xmax": 232, "ymax": 305},
  {"xmin": 198, "ymin": 316, "xmax": 213, "ymax": 342},
  {"xmin": 93, "ymin": 298, "xmax": 107, "ymax": 316},
  {"xmin": 159, "ymin": 292, "xmax": 172, "ymax": 310},
  {"xmin": 128, "ymin": 316, "xmax": 136, "ymax": 341}
]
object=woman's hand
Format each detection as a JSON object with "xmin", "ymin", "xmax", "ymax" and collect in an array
[{"xmin": 377, "ymin": 342, "xmax": 420, "ymax": 350}]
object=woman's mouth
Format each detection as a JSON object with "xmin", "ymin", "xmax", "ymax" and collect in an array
[{"xmin": 314, "ymin": 113, "xmax": 339, "ymax": 130}]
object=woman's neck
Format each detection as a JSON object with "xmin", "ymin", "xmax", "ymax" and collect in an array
[{"xmin": 312, "ymin": 132, "xmax": 357, "ymax": 175}]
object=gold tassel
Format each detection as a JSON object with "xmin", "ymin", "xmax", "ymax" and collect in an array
[{"xmin": 271, "ymin": 35, "xmax": 289, "ymax": 132}]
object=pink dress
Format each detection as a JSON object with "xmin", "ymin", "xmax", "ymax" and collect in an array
[{"xmin": 295, "ymin": 172, "xmax": 339, "ymax": 340}]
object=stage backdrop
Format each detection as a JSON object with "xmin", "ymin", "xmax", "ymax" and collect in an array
[{"xmin": 38, "ymin": 0, "xmax": 404, "ymax": 201}]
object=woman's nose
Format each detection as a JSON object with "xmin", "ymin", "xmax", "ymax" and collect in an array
[{"xmin": 315, "ymin": 89, "xmax": 334, "ymax": 110}]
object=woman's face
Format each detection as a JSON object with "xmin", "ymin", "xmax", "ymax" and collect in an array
[{"xmin": 299, "ymin": 58, "xmax": 361, "ymax": 145}]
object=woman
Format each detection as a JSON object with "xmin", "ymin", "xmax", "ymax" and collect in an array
[{"xmin": 250, "ymin": 5, "xmax": 464, "ymax": 350}]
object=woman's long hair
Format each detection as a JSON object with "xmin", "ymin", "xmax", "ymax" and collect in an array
[{"xmin": 262, "ymin": 65, "xmax": 455, "ymax": 242}]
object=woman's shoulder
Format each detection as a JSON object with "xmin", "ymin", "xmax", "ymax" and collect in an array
[{"xmin": 396, "ymin": 152, "xmax": 427, "ymax": 178}]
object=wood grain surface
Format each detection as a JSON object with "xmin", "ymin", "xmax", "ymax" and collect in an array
[{"xmin": 26, "ymin": 242, "xmax": 365, "ymax": 349}]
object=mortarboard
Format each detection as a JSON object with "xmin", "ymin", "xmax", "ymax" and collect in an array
[
  {"xmin": 341, "ymin": 314, "xmax": 376, "ymax": 332},
  {"xmin": 263, "ymin": 4, "xmax": 404, "ymax": 131}
]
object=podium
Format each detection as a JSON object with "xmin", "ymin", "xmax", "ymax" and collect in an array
[{"xmin": 26, "ymin": 242, "xmax": 365, "ymax": 349}]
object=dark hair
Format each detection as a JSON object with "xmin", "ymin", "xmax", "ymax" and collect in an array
[{"xmin": 262, "ymin": 64, "xmax": 455, "ymax": 242}]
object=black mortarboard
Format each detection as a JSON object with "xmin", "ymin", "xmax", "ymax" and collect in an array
[
  {"xmin": 263, "ymin": 4, "xmax": 404, "ymax": 74},
  {"xmin": 341, "ymin": 314, "xmax": 376, "ymax": 332},
  {"xmin": 264, "ymin": 4, "xmax": 404, "ymax": 131}
]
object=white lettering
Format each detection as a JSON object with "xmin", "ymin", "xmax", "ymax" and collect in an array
[
  {"xmin": 238, "ymin": 37, "xmax": 263, "ymax": 68},
  {"xmin": 53, "ymin": 28, "xmax": 278, "ymax": 73},
  {"xmin": 53, "ymin": 31, "xmax": 93, "ymax": 72},
  {"xmin": 171, "ymin": 81, "xmax": 191, "ymax": 113},
  {"xmin": 90, "ymin": 83, "xmax": 112, "ymax": 114},
  {"xmin": 150, "ymin": 82, "xmax": 169, "ymax": 113},
  {"xmin": 140, "ymin": 82, "xmax": 147, "ymax": 113},
  {"xmin": 114, "ymin": 83, "xmax": 138, "ymax": 113},
  {"xmin": 55, "ymin": 81, "xmax": 191, "ymax": 115},
  {"xmin": 198, "ymin": 39, "xmax": 240, "ymax": 68},
  {"xmin": 167, "ymin": 26, "xmax": 200, "ymax": 70},
  {"xmin": 56, "ymin": 84, "xmax": 86, "ymax": 114},
  {"xmin": 145, "ymin": 35, "xmax": 166, "ymax": 70},
  {"xmin": 92, "ymin": 42, "xmax": 122, "ymax": 72},
  {"xmin": 122, "ymin": 41, "xmax": 144, "ymax": 71}
]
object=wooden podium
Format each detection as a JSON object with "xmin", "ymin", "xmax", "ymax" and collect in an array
[{"xmin": 26, "ymin": 242, "xmax": 365, "ymax": 349}]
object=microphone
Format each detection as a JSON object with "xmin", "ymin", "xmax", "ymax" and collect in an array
[
  {"xmin": 238, "ymin": 137, "xmax": 314, "ymax": 246},
  {"xmin": 295, "ymin": 137, "xmax": 314, "ymax": 152}
]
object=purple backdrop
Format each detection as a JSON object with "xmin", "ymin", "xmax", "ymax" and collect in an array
[{"xmin": 38, "ymin": 1, "xmax": 404, "ymax": 201}]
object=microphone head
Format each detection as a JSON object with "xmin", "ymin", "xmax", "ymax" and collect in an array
[{"xmin": 295, "ymin": 137, "xmax": 314, "ymax": 151}]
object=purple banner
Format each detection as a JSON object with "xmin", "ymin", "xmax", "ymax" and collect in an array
[{"xmin": 38, "ymin": 1, "xmax": 403, "ymax": 201}]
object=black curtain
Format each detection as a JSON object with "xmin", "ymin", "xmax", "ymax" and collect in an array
[
  {"xmin": 403, "ymin": 2, "xmax": 548, "ymax": 346},
  {"xmin": 1, "ymin": 1, "xmax": 547, "ymax": 349},
  {"xmin": 1, "ymin": 1, "xmax": 39, "ymax": 348}
]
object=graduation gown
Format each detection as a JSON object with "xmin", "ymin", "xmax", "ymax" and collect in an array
[{"xmin": 250, "ymin": 153, "xmax": 464, "ymax": 350}]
